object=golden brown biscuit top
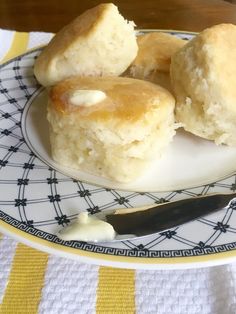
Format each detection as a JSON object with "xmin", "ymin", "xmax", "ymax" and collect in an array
[
  {"xmin": 35, "ymin": 3, "xmax": 115, "ymax": 68},
  {"xmin": 49, "ymin": 76, "xmax": 174, "ymax": 122},
  {"xmin": 134, "ymin": 32, "xmax": 186, "ymax": 72}
]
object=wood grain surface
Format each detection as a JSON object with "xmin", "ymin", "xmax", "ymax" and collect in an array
[{"xmin": 0, "ymin": 0, "xmax": 236, "ymax": 33}]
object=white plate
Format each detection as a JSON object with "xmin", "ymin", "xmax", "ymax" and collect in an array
[
  {"xmin": 23, "ymin": 88, "xmax": 236, "ymax": 192},
  {"xmin": 1, "ymin": 30, "xmax": 236, "ymax": 269}
]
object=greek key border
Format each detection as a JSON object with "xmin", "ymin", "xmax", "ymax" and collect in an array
[{"xmin": 1, "ymin": 210, "xmax": 236, "ymax": 258}]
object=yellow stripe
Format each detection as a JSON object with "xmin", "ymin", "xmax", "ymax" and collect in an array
[
  {"xmin": 1, "ymin": 32, "xmax": 29, "ymax": 63},
  {"xmin": 0, "ymin": 243, "xmax": 48, "ymax": 314},
  {"xmin": 96, "ymin": 267, "xmax": 135, "ymax": 313}
]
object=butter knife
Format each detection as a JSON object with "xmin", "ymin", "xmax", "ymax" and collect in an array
[{"xmin": 106, "ymin": 192, "xmax": 236, "ymax": 237}]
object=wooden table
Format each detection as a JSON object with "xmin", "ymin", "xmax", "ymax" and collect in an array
[{"xmin": 0, "ymin": 0, "xmax": 236, "ymax": 33}]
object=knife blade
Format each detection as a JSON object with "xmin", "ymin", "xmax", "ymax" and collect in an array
[{"xmin": 105, "ymin": 193, "xmax": 236, "ymax": 237}]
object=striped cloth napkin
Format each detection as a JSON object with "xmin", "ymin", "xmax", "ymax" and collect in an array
[{"xmin": 1, "ymin": 29, "xmax": 236, "ymax": 314}]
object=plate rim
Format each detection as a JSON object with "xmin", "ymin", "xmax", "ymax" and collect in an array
[{"xmin": 1, "ymin": 217, "xmax": 236, "ymax": 269}]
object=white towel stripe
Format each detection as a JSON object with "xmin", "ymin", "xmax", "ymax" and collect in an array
[
  {"xmin": 38, "ymin": 256, "xmax": 99, "ymax": 314},
  {"xmin": 136, "ymin": 266, "xmax": 236, "ymax": 314},
  {"xmin": 0, "ymin": 30, "xmax": 15, "ymax": 61},
  {"xmin": 0, "ymin": 235, "xmax": 18, "ymax": 304},
  {"xmin": 27, "ymin": 32, "xmax": 53, "ymax": 50}
]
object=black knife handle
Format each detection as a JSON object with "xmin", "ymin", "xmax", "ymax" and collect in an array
[{"xmin": 106, "ymin": 193, "xmax": 236, "ymax": 236}]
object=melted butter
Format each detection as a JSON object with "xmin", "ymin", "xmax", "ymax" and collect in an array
[
  {"xmin": 69, "ymin": 90, "xmax": 106, "ymax": 107},
  {"xmin": 49, "ymin": 77, "xmax": 170, "ymax": 121},
  {"xmin": 57, "ymin": 212, "xmax": 116, "ymax": 242}
]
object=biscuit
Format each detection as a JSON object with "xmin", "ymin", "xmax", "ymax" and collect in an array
[
  {"xmin": 34, "ymin": 3, "xmax": 138, "ymax": 86},
  {"xmin": 127, "ymin": 32, "xmax": 186, "ymax": 90},
  {"xmin": 47, "ymin": 76, "xmax": 176, "ymax": 182},
  {"xmin": 170, "ymin": 24, "xmax": 236, "ymax": 146}
]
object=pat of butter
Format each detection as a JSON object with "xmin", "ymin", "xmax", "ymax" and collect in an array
[
  {"xmin": 69, "ymin": 90, "xmax": 106, "ymax": 107},
  {"xmin": 57, "ymin": 212, "xmax": 116, "ymax": 242}
]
